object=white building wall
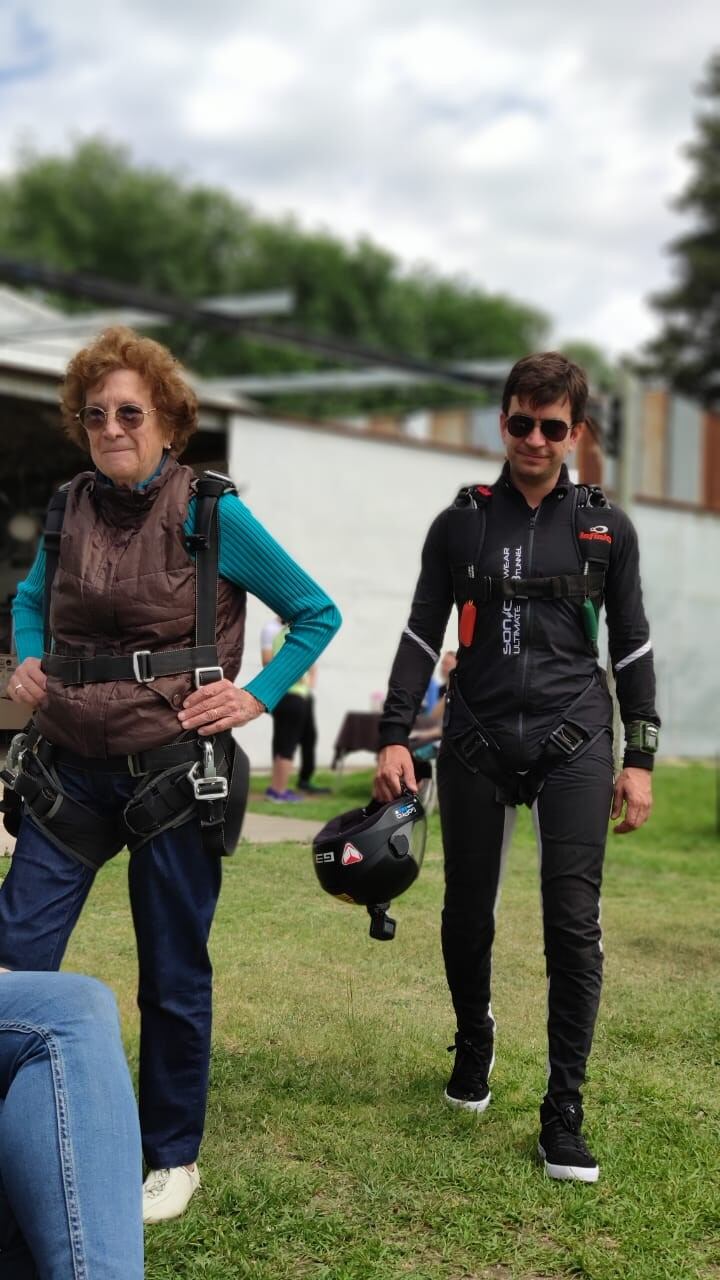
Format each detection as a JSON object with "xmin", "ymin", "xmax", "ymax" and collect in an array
[
  {"xmin": 228, "ymin": 413, "xmax": 718, "ymax": 767},
  {"xmin": 631, "ymin": 504, "xmax": 720, "ymax": 758},
  {"xmin": 229, "ymin": 415, "xmax": 499, "ymax": 770}
]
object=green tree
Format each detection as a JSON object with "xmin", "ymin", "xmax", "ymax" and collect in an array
[
  {"xmin": 0, "ymin": 138, "xmax": 549, "ymax": 415},
  {"xmin": 0, "ymin": 139, "xmax": 253, "ymax": 298},
  {"xmin": 648, "ymin": 53, "xmax": 720, "ymax": 399},
  {"xmin": 560, "ymin": 340, "xmax": 616, "ymax": 392}
]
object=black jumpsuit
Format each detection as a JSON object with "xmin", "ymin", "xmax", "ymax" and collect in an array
[{"xmin": 379, "ymin": 463, "xmax": 658, "ymax": 1101}]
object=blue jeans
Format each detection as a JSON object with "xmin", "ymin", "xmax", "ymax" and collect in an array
[
  {"xmin": 0, "ymin": 764, "xmax": 222, "ymax": 1167},
  {"xmin": 0, "ymin": 971, "xmax": 143, "ymax": 1279}
]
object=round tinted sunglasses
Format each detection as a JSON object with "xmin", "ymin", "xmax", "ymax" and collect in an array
[
  {"xmin": 505, "ymin": 413, "xmax": 572, "ymax": 443},
  {"xmin": 76, "ymin": 403, "xmax": 157, "ymax": 432}
]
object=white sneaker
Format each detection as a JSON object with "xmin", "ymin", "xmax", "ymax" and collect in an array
[{"xmin": 142, "ymin": 1164, "xmax": 201, "ymax": 1223}]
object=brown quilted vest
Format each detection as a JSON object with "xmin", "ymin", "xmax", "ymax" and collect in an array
[{"xmin": 36, "ymin": 459, "xmax": 246, "ymax": 757}]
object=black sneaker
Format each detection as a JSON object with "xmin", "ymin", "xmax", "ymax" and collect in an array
[
  {"xmin": 444, "ymin": 1033, "xmax": 495, "ymax": 1113},
  {"xmin": 538, "ymin": 1097, "xmax": 599, "ymax": 1182},
  {"xmin": 297, "ymin": 782, "xmax": 332, "ymax": 794}
]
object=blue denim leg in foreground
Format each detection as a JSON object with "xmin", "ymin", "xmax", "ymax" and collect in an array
[{"xmin": 0, "ymin": 971, "xmax": 143, "ymax": 1280}]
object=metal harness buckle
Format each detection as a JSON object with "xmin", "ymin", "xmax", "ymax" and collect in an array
[
  {"xmin": 502, "ymin": 578, "xmax": 528, "ymax": 600},
  {"xmin": 0, "ymin": 733, "xmax": 28, "ymax": 788},
  {"xmin": 187, "ymin": 739, "xmax": 228, "ymax": 801},
  {"xmin": 194, "ymin": 665, "xmax": 224, "ymax": 688},
  {"xmin": 549, "ymin": 723, "xmax": 585, "ymax": 756},
  {"xmin": 457, "ymin": 726, "xmax": 489, "ymax": 763},
  {"xmin": 127, "ymin": 753, "xmax": 149, "ymax": 778},
  {"xmin": 132, "ymin": 650, "xmax": 155, "ymax": 683}
]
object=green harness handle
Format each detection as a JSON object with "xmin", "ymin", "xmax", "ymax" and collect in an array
[{"xmin": 581, "ymin": 562, "xmax": 600, "ymax": 653}]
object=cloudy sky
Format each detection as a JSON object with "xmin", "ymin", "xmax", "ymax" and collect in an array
[{"xmin": 0, "ymin": 0, "xmax": 715, "ymax": 356}]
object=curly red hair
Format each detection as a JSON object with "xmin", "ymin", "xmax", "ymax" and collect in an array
[{"xmin": 60, "ymin": 326, "xmax": 199, "ymax": 454}]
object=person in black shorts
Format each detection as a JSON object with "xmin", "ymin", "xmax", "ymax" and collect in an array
[
  {"xmin": 261, "ymin": 618, "xmax": 331, "ymax": 799},
  {"xmin": 263, "ymin": 622, "xmax": 312, "ymax": 802}
]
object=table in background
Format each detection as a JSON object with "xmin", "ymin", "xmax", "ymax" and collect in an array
[{"xmin": 332, "ymin": 712, "xmax": 381, "ymax": 770}]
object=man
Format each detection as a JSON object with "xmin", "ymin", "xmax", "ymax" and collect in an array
[{"xmin": 374, "ymin": 352, "xmax": 659, "ymax": 1183}]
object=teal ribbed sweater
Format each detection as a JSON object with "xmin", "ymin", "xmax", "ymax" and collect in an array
[{"xmin": 12, "ymin": 493, "xmax": 341, "ymax": 712}]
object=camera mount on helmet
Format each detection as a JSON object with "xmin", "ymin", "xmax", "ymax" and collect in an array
[
  {"xmin": 312, "ymin": 788, "xmax": 427, "ymax": 941},
  {"xmin": 366, "ymin": 902, "xmax": 396, "ymax": 941}
]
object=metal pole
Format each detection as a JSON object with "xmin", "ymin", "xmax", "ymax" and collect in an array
[
  {"xmin": 0, "ymin": 256, "xmax": 511, "ymax": 395},
  {"xmin": 616, "ymin": 365, "xmax": 640, "ymax": 513},
  {"xmin": 610, "ymin": 366, "xmax": 641, "ymax": 771}
]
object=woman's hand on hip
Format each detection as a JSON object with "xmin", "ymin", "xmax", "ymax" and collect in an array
[
  {"xmin": 7, "ymin": 657, "xmax": 47, "ymax": 709},
  {"xmin": 178, "ymin": 680, "xmax": 265, "ymax": 735}
]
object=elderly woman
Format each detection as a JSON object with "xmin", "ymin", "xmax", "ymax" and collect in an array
[{"xmin": 0, "ymin": 327, "xmax": 341, "ymax": 1223}]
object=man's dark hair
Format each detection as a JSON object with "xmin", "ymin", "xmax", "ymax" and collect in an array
[{"xmin": 501, "ymin": 352, "xmax": 588, "ymax": 424}]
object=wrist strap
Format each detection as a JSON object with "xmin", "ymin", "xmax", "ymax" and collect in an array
[{"xmin": 625, "ymin": 720, "xmax": 659, "ymax": 753}]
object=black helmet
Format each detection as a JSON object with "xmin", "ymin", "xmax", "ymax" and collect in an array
[{"xmin": 312, "ymin": 791, "xmax": 427, "ymax": 940}]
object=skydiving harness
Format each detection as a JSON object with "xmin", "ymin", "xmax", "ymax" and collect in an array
[
  {"xmin": 442, "ymin": 480, "xmax": 614, "ymax": 806},
  {"xmin": 442, "ymin": 674, "xmax": 606, "ymax": 808},
  {"xmin": 0, "ymin": 472, "xmax": 249, "ymax": 867},
  {"xmin": 448, "ymin": 481, "xmax": 613, "ymax": 655}
]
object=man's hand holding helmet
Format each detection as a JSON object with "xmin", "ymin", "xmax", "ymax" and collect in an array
[{"xmin": 374, "ymin": 745, "xmax": 418, "ymax": 803}]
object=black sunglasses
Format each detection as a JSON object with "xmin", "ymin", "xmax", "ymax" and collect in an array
[{"xmin": 505, "ymin": 413, "xmax": 572, "ymax": 443}]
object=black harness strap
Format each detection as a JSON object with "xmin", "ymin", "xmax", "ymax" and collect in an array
[
  {"xmin": 467, "ymin": 571, "xmax": 605, "ymax": 603},
  {"xmin": 42, "ymin": 484, "xmax": 71, "ymax": 653},
  {"xmin": 124, "ymin": 732, "xmax": 240, "ymax": 855},
  {"xmin": 448, "ymin": 479, "xmax": 613, "ymax": 650},
  {"xmin": 188, "ymin": 471, "xmax": 232, "ymax": 653},
  {"xmin": 123, "ymin": 765, "xmax": 197, "ymax": 842},
  {"xmin": 43, "ymin": 645, "xmax": 221, "ymax": 687},
  {"xmin": 40, "ymin": 735, "xmax": 209, "ymax": 778},
  {"xmin": 11, "ymin": 749, "xmax": 127, "ymax": 871},
  {"xmin": 4, "ymin": 725, "xmax": 243, "ymax": 860},
  {"xmin": 23, "ymin": 470, "xmax": 248, "ymax": 861},
  {"xmin": 447, "ymin": 485, "xmax": 491, "ymax": 582},
  {"xmin": 448, "ymin": 485, "xmax": 492, "ymax": 645},
  {"xmin": 572, "ymin": 485, "xmax": 613, "ymax": 654},
  {"xmin": 444, "ymin": 675, "xmax": 602, "ymax": 807},
  {"xmin": 41, "ymin": 470, "xmax": 234, "ymax": 688},
  {"xmin": 572, "ymin": 488, "xmax": 613, "ymax": 574}
]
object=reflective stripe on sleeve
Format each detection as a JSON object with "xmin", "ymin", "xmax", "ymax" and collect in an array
[
  {"xmin": 403, "ymin": 627, "xmax": 440, "ymax": 663},
  {"xmin": 615, "ymin": 639, "xmax": 652, "ymax": 672}
]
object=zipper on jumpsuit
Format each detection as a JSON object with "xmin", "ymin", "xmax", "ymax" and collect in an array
[{"xmin": 517, "ymin": 504, "xmax": 540, "ymax": 742}]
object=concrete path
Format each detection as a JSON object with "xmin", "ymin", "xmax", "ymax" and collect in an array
[
  {"xmin": 241, "ymin": 811, "xmax": 319, "ymax": 844},
  {"xmin": 1, "ymin": 811, "xmax": 320, "ymax": 859}
]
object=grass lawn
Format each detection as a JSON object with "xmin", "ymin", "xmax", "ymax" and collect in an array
[{"xmin": 4, "ymin": 763, "xmax": 719, "ymax": 1278}]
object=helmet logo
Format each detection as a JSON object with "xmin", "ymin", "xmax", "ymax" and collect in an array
[
  {"xmin": 341, "ymin": 842, "xmax": 364, "ymax": 866},
  {"xmin": 394, "ymin": 802, "xmax": 416, "ymax": 819}
]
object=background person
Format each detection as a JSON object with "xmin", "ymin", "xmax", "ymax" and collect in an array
[
  {"xmin": 262, "ymin": 619, "xmax": 311, "ymax": 802},
  {"xmin": 410, "ymin": 650, "xmax": 457, "ymax": 745},
  {"xmin": 261, "ymin": 616, "xmax": 331, "ymax": 796},
  {"xmin": 0, "ymin": 326, "xmax": 341, "ymax": 1222},
  {"xmin": 0, "ymin": 970, "xmax": 143, "ymax": 1279},
  {"xmin": 374, "ymin": 352, "xmax": 659, "ymax": 1183}
]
